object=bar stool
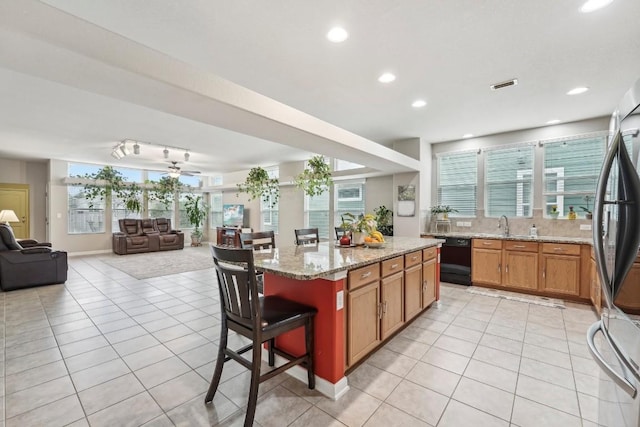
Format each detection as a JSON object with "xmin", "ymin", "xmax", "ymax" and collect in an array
[
  {"xmin": 205, "ymin": 246, "xmax": 317, "ymax": 427},
  {"xmin": 239, "ymin": 231, "xmax": 275, "ymax": 294},
  {"xmin": 294, "ymin": 228, "xmax": 319, "ymax": 245}
]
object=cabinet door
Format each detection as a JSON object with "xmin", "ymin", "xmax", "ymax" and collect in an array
[
  {"xmin": 541, "ymin": 254, "xmax": 580, "ymax": 295},
  {"xmin": 471, "ymin": 249, "xmax": 502, "ymax": 285},
  {"xmin": 614, "ymin": 263, "xmax": 640, "ymax": 314},
  {"xmin": 347, "ymin": 281, "xmax": 381, "ymax": 365},
  {"xmin": 404, "ymin": 264, "xmax": 423, "ymax": 321},
  {"xmin": 503, "ymin": 251, "xmax": 538, "ymax": 290},
  {"xmin": 381, "ymin": 272, "xmax": 404, "ymax": 339},
  {"xmin": 423, "ymin": 257, "xmax": 437, "ymax": 308}
]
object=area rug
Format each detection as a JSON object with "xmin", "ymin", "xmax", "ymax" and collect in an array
[
  {"xmin": 102, "ymin": 245, "xmax": 214, "ymax": 279},
  {"xmin": 466, "ymin": 286, "xmax": 566, "ymax": 309}
]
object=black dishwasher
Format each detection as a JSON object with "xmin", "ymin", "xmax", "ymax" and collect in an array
[{"xmin": 436, "ymin": 236, "xmax": 472, "ymax": 285}]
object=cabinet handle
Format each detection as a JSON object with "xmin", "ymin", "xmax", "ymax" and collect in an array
[
  {"xmin": 482, "ymin": 242, "xmax": 493, "ymax": 246},
  {"xmin": 553, "ymin": 247, "xmax": 564, "ymax": 252},
  {"xmin": 542, "ymin": 269, "xmax": 546, "ymax": 278},
  {"xmin": 498, "ymin": 263, "xmax": 501, "ymax": 273},
  {"xmin": 505, "ymin": 265, "xmax": 509, "ymax": 273},
  {"xmin": 423, "ymin": 280, "xmax": 427, "ymax": 291},
  {"xmin": 378, "ymin": 303, "xmax": 383, "ymax": 319},
  {"xmin": 391, "ymin": 263, "xmax": 399, "ymax": 269},
  {"xmin": 361, "ymin": 271, "xmax": 372, "ymax": 279},
  {"xmin": 411, "ymin": 256, "xmax": 418, "ymax": 261},
  {"xmin": 383, "ymin": 301, "xmax": 388, "ymax": 314},
  {"xmin": 513, "ymin": 245, "xmax": 526, "ymax": 249}
]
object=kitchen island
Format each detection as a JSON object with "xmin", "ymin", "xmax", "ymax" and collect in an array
[{"xmin": 252, "ymin": 237, "xmax": 442, "ymax": 399}]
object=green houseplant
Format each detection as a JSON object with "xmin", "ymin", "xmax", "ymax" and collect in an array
[
  {"xmin": 430, "ymin": 205, "xmax": 457, "ymax": 220},
  {"xmin": 294, "ymin": 155, "xmax": 333, "ymax": 197},
  {"xmin": 148, "ymin": 176, "xmax": 183, "ymax": 210},
  {"xmin": 184, "ymin": 194, "xmax": 208, "ymax": 246},
  {"xmin": 77, "ymin": 166, "xmax": 143, "ymax": 216},
  {"xmin": 374, "ymin": 205, "xmax": 393, "ymax": 236},
  {"xmin": 237, "ymin": 166, "xmax": 279, "ymax": 207}
]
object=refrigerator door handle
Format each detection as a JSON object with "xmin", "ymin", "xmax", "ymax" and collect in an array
[{"xmin": 587, "ymin": 320, "xmax": 637, "ymax": 398}]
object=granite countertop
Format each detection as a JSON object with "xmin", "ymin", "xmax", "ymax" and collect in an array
[
  {"xmin": 253, "ymin": 237, "xmax": 443, "ymax": 280},
  {"xmin": 420, "ymin": 231, "xmax": 592, "ymax": 245}
]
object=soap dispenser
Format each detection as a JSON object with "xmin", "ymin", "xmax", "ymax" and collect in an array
[{"xmin": 529, "ymin": 224, "xmax": 538, "ymax": 238}]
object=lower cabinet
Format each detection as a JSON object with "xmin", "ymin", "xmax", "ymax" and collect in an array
[
  {"xmin": 471, "ymin": 239, "xmax": 503, "ymax": 286},
  {"xmin": 422, "ymin": 256, "xmax": 437, "ymax": 308},
  {"xmin": 347, "ymin": 281, "xmax": 381, "ymax": 366},
  {"xmin": 540, "ymin": 243, "xmax": 580, "ymax": 296},
  {"xmin": 503, "ymin": 241, "xmax": 538, "ymax": 291},
  {"xmin": 404, "ymin": 263, "xmax": 423, "ymax": 321},
  {"xmin": 381, "ymin": 272, "xmax": 404, "ymax": 339}
]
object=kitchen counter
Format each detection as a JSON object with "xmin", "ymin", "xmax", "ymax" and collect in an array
[
  {"xmin": 253, "ymin": 237, "xmax": 443, "ymax": 280},
  {"xmin": 421, "ymin": 231, "xmax": 591, "ymax": 245}
]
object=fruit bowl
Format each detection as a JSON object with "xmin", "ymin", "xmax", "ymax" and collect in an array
[{"xmin": 365, "ymin": 241, "xmax": 385, "ymax": 249}]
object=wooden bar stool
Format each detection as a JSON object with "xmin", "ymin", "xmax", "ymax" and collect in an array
[
  {"xmin": 294, "ymin": 228, "xmax": 319, "ymax": 245},
  {"xmin": 205, "ymin": 246, "xmax": 317, "ymax": 427}
]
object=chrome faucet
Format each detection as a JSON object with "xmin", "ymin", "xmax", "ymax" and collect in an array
[{"xmin": 498, "ymin": 215, "xmax": 510, "ymax": 236}]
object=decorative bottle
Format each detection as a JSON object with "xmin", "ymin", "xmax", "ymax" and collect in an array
[{"xmin": 568, "ymin": 206, "xmax": 577, "ymax": 220}]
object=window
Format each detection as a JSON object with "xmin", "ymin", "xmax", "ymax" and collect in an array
[
  {"xmin": 485, "ymin": 145, "xmax": 534, "ymax": 217},
  {"xmin": 261, "ymin": 168, "xmax": 279, "ymax": 233},
  {"xmin": 177, "ymin": 192, "xmax": 192, "ymax": 230},
  {"xmin": 210, "ymin": 192, "xmax": 223, "ymax": 228},
  {"xmin": 334, "ymin": 180, "xmax": 366, "ymax": 226},
  {"xmin": 436, "ymin": 151, "xmax": 477, "ymax": 217},
  {"xmin": 543, "ymin": 134, "xmax": 606, "ymax": 217},
  {"xmin": 110, "ymin": 167, "xmax": 143, "ymax": 231},
  {"xmin": 305, "ymin": 188, "xmax": 330, "ymax": 239},
  {"xmin": 68, "ymin": 163, "xmax": 105, "ymax": 234}
]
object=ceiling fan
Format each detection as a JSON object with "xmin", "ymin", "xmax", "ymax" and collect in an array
[{"xmin": 164, "ymin": 161, "xmax": 201, "ymax": 178}]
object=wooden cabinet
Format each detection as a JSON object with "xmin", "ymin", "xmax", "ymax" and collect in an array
[
  {"xmin": 540, "ymin": 243, "xmax": 581, "ymax": 296},
  {"xmin": 404, "ymin": 251, "xmax": 423, "ymax": 321},
  {"xmin": 614, "ymin": 255, "xmax": 640, "ymax": 314},
  {"xmin": 422, "ymin": 256, "xmax": 437, "ymax": 308},
  {"xmin": 216, "ymin": 227, "xmax": 242, "ymax": 247},
  {"xmin": 503, "ymin": 241, "xmax": 538, "ymax": 290},
  {"xmin": 381, "ymin": 272, "xmax": 404, "ymax": 339},
  {"xmin": 347, "ymin": 281, "xmax": 381, "ymax": 365},
  {"xmin": 471, "ymin": 239, "xmax": 503, "ymax": 286}
]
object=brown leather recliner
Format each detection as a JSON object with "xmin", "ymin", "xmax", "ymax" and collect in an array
[
  {"xmin": 154, "ymin": 218, "xmax": 184, "ymax": 251},
  {"xmin": 0, "ymin": 224, "xmax": 67, "ymax": 291}
]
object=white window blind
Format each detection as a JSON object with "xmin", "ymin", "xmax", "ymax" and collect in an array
[
  {"xmin": 437, "ymin": 151, "xmax": 477, "ymax": 217},
  {"xmin": 305, "ymin": 188, "xmax": 330, "ymax": 239},
  {"xmin": 543, "ymin": 135, "xmax": 605, "ymax": 217},
  {"xmin": 485, "ymin": 145, "xmax": 534, "ymax": 217},
  {"xmin": 210, "ymin": 192, "xmax": 223, "ymax": 228},
  {"xmin": 334, "ymin": 180, "xmax": 366, "ymax": 226}
]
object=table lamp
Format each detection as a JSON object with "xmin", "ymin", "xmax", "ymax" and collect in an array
[{"xmin": 0, "ymin": 210, "xmax": 20, "ymax": 225}]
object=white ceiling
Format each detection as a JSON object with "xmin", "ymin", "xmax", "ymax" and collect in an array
[{"xmin": 0, "ymin": 0, "xmax": 639, "ymax": 177}]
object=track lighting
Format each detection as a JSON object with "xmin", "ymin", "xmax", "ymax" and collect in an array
[
  {"xmin": 133, "ymin": 143, "xmax": 140, "ymax": 155},
  {"xmin": 114, "ymin": 139, "xmax": 192, "ymax": 162},
  {"xmin": 184, "ymin": 151, "xmax": 190, "ymax": 162},
  {"xmin": 163, "ymin": 148, "xmax": 169, "ymax": 159}
]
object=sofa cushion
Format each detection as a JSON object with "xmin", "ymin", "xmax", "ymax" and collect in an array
[
  {"xmin": 155, "ymin": 218, "xmax": 173, "ymax": 234},
  {"xmin": 119, "ymin": 219, "xmax": 141, "ymax": 236}
]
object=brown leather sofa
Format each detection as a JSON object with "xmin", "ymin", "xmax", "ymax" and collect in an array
[
  {"xmin": 0, "ymin": 224, "xmax": 67, "ymax": 291},
  {"xmin": 112, "ymin": 218, "xmax": 184, "ymax": 255}
]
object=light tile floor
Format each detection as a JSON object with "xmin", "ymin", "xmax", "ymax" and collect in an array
[{"xmin": 0, "ymin": 254, "xmax": 602, "ymax": 426}]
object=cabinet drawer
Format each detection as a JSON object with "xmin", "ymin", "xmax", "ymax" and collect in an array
[
  {"xmin": 422, "ymin": 247, "xmax": 437, "ymax": 261},
  {"xmin": 405, "ymin": 250, "xmax": 422, "ymax": 267},
  {"xmin": 381, "ymin": 256, "xmax": 404, "ymax": 278},
  {"xmin": 348, "ymin": 264, "xmax": 380, "ymax": 290},
  {"xmin": 473, "ymin": 239, "xmax": 502, "ymax": 250},
  {"xmin": 542, "ymin": 243, "xmax": 580, "ymax": 256},
  {"xmin": 504, "ymin": 240, "xmax": 538, "ymax": 252}
]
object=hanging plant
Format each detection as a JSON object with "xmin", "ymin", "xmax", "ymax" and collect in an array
[
  {"xmin": 76, "ymin": 166, "xmax": 144, "ymax": 214},
  {"xmin": 120, "ymin": 183, "xmax": 142, "ymax": 214},
  {"xmin": 294, "ymin": 155, "xmax": 333, "ymax": 197},
  {"xmin": 148, "ymin": 176, "xmax": 183, "ymax": 209},
  {"xmin": 237, "ymin": 166, "xmax": 279, "ymax": 207}
]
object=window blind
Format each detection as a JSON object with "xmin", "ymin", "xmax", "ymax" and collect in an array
[
  {"xmin": 485, "ymin": 146, "xmax": 534, "ymax": 217},
  {"xmin": 437, "ymin": 151, "xmax": 477, "ymax": 217},
  {"xmin": 305, "ymin": 188, "xmax": 330, "ymax": 239},
  {"xmin": 543, "ymin": 136, "xmax": 605, "ymax": 217},
  {"xmin": 334, "ymin": 180, "xmax": 366, "ymax": 226}
]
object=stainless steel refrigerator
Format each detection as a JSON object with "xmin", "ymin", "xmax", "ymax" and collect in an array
[{"xmin": 588, "ymin": 78, "xmax": 640, "ymax": 426}]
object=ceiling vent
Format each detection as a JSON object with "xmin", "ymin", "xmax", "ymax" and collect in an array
[{"xmin": 490, "ymin": 78, "xmax": 518, "ymax": 91}]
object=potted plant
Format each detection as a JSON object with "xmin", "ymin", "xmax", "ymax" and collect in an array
[
  {"xmin": 549, "ymin": 205, "xmax": 560, "ymax": 219},
  {"xmin": 184, "ymin": 194, "xmax": 208, "ymax": 246},
  {"xmin": 237, "ymin": 166, "xmax": 279, "ymax": 207},
  {"xmin": 294, "ymin": 155, "xmax": 333, "ymax": 197},
  {"xmin": 374, "ymin": 205, "xmax": 393, "ymax": 236},
  {"xmin": 430, "ymin": 205, "xmax": 457, "ymax": 220},
  {"xmin": 341, "ymin": 212, "xmax": 377, "ymax": 245},
  {"xmin": 580, "ymin": 195, "xmax": 593, "ymax": 220}
]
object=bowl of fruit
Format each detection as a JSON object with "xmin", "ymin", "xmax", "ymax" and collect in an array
[{"xmin": 364, "ymin": 231, "xmax": 386, "ymax": 248}]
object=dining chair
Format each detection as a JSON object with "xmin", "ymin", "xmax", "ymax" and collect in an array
[
  {"xmin": 239, "ymin": 230, "xmax": 276, "ymax": 293},
  {"xmin": 335, "ymin": 226, "xmax": 350, "ymax": 239},
  {"xmin": 294, "ymin": 228, "xmax": 319, "ymax": 245},
  {"xmin": 206, "ymin": 246, "xmax": 317, "ymax": 427}
]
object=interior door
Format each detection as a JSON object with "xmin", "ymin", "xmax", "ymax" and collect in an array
[{"xmin": 0, "ymin": 183, "xmax": 29, "ymax": 238}]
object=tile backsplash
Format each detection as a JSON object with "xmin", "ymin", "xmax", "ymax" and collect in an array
[{"xmin": 423, "ymin": 208, "xmax": 593, "ymax": 238}]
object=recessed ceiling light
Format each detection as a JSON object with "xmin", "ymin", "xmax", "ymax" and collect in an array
[
  {"xmin": 580, "ymin": 0, "xmax": 614, "ymax": 13},
  {"xmin": 378, "ymin": 73, "xmax": 396, "ymax": 83},
  {"xmin": 411, "ymin": 100, "xmax": 427, "ymax": 108},
  {"xmin": 326, "ymin": 27, "xmax": 348, "ymax": 43},
  {"xmin": 547, "ymin": 119, "xmax": 561, "ymax": 125},
  {"xmin": 567, "ymin": 86, "xmax": 589, "ymax": 95},
  {"xmin": 463, "ymin": 134, "xmax": 474, "ymax": 139}
]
